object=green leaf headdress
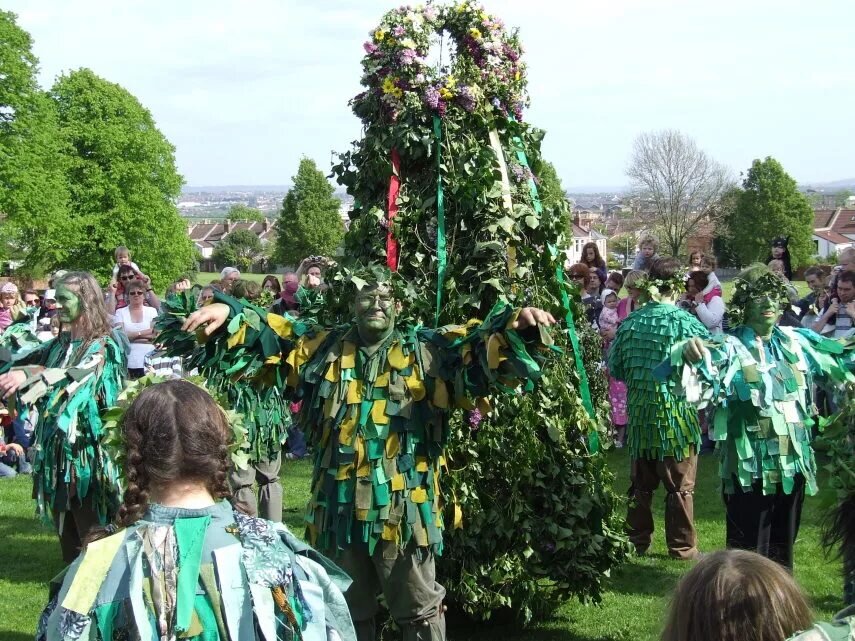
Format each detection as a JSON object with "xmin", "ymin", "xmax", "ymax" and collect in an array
[
  {"xmin": 101, "ymin": 375, "xmax": 251, "ymax": 489},
  {"xmin": 726, "ymin": 263, "xmax": 791, "ymax": 328}
]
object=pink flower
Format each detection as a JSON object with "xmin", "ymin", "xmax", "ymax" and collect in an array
[
  {"xmin": 399, "ymin": 48, "xmax": 417, "ymax": 65},
  {"xmin": 393, "ymin": 25, "xmax": 406, "ymax": 37},
  {"xmin": 363, "ymin": 41, "xmax": 378, "ymax": 54}
]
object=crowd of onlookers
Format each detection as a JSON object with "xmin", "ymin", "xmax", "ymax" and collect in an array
[{"xmin": 567, "ymin": 237, "xmax": 855, "ymax": 447}]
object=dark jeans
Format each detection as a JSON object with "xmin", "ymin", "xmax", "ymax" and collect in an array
[
  {"xmin": 51, "ymin": 496, "xmax": 102, "ymax": 563},
  {"xmin": 723, "ymin": 474, "xmax": 806, "ymax": 570},
  {"xmin": 127, "ymin": 367, "xmax": 145, "ymax": 380}
]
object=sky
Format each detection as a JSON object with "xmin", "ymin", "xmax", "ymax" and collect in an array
[{"xmin": 7, "ymin": 0, "xmax": 855, "ymax": 190}]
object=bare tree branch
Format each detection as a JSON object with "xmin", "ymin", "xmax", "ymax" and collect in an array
[{"xmin": 626, "ymin": 129, "xmax": 734, "ymax": 256}]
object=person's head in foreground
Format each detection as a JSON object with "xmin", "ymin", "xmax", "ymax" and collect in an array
[
  {"xmin": 115, "ymin": 380, "xmax": 232, "ymax": 528},
  {"xmin": 623, "ymin": 270, "xmax": 646, "ymax": 302},
  {"xmin": 643, "ymin": 256, "xmax": 684, "ymax": 301},
  {"xmin": 661, "ymin": 549, "xmax": 813, "ymax": 641},
  {"xmin": 54, "ymin": 272, "xmax": 112, "ymax": 343},
  {"xmin": 727, "ymin": 263, "xmax": 790, "ymax": 337}
]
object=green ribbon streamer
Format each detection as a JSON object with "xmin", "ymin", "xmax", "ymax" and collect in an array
[{"xmin": 433, "ymin": 115, "xmax": 447, "ymax": 327}]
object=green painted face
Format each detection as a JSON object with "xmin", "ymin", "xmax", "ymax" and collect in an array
[
  {"xmin": 55, "ymin": 285, "xmax": 81, "ymax": 324},
  {"xmin": 744, "ymin": 295, "xmax": 780, "ymax": 338},
  {"xmin": 354, "ymin": 283, "xmax": 396, "ymax": 344}
]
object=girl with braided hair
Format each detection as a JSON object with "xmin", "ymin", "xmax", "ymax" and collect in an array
[
  {"xmin": 37, "ymin": 379, "xmax": 356, "ymax": 641},
  {"xmin": 0, "ymin": 271, "xmax": 126, "ymax": 563}
]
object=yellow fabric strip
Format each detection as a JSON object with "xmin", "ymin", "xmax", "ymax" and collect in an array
[{"xmin": 62, "ymin": 530, "xmax": 126, "ymax": 614}]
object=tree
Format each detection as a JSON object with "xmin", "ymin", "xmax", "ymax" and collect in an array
[
  {"xmin": 726, "ymin": 157, "xmax": 815, "ymax": 268},
  {"xmin": 274, "ymin": 158, "xmax": 344, "ymax": 267},
  {"xmin": 626, "ymin": 129, "xmax": 732, "ymax": 257},
  {"xmin": 0, "ymin": 11, "xmax": 71, "ymax": 275},
  {"xmin": 226, "ymin": 203, "xmax": 265, "ymax": 223},
  {"xmin": 212, "ymin": 229, "xmax": 263, "ymax": 272},
  {"xmin": 835, "ymin": 189, "xmax": 853, "ymax": 208},
  {"xmin": 50, "ymin": 68, "xmax": 195, "ymax": 289}
]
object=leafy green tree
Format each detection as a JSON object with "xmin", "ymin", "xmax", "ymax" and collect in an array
[
  {"xmin": 0, "ymin": 11, "xmax": 71, "ymax": 275},
  {"xmin": 50, "ymin": 68, "xmax": 195, "ymax": 289},
  {"xmin": 226, "ymin": 203, "xmax": 265, "ymax": 223},
  {"xmin": 728, "ymin": 157, "xmax": 814, "ymax": 268},
  {"xmin": 835, "ymin": 189, "xmax": 853, "ymax": 208},
  {"xmin": 275, "ymin": 158, "xmax": 344, "ymax": 266},
  {"xmin": 212, "ymin": 229, "xmax": 263, "ymax": 272}
]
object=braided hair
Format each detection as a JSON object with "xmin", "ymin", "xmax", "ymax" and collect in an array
[{"xmin": 117, "ymin": 380, "xmax": 233, "ymax": 528}]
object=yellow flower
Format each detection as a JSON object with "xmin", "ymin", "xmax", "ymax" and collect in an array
[
  {"xmin": 469, "ymin": 27, "xmax": 482, "ymax": 40},
  {"xmin": 515, "ymin": 70, "xmax": 520, "ymax": 81},
  {"xmin": 439, "ymin": 87, "xmax": 454, "ymax": 100},
  {"xmin": 479, "ymin": 11, "xmax": 488, "ymax": 20},
  {"xmin": 401, "ymin": 38, "xmax": 417, "ymax": 49},
  {"xmin": 445, "ymin": 74, "xmax": 457, "ymax": 88},
  {"xmin": 374, "ymin": 29, "xmax": 386, "ymax": 42},
  {"xmin": 456, "ymin": 2, "xmax": 468, "ymax": 12},
  {"xmin": 382, "ymin": 77, "xmax": 403, "ymax": 98}
]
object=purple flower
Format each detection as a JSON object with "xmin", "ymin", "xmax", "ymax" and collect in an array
[
  {"xmin": 423, "ymin": 6, "xmax": 438, "ymax": 21},
  {"xmin": 437, "ymin": 100, "xmax": 447, "ymax": 117},
  {"xmin": 456, "ymin": 85, "xmax": 476, "ymax": 112},
  {"xmin": 491, "ymin": 97, "xmax": 503, "ymax": 110},
  {"xmin": 363, "ymin": 41, "xmax": 378, "ymax": 54},
  {"xmin": 423, "ymin": 85, "xmax": 441, "ymax": 109},
  {"xmin": 399, "ymin": 48, "xmax": 417, "ymax": 65},
  {"xmin": 510, "ymin": 164, "xmax": 525, "ymax": 181},
  {"xmin": 513, "ymin": 101, "xmax": 524, "ymax": 121},
  {"xmin": 467, "ymin": 408, "xmax": 483, "ymax": 429},
  {"xmin": 393, "ymin": 25, "xmax": 406, "ymax": 37}
]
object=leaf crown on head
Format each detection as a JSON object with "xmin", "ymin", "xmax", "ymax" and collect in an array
[{"xmin": 726, "ymin": 265, "xmax": 790, "ymax": 328}]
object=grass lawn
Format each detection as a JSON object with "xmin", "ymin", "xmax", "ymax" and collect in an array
[
  {"xmin": 0, "ymin": 449, "xmax": 842, "ymax": 640},
  {"xmin": 196, "ymin": 271, "xmax": 268, "ymax": 285}
]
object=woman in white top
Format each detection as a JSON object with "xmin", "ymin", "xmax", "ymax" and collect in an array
[
  {"xmin": 115, "ymin": 279, "xmax": 158, "ymax": 378},
  {"xmin": 685, "ymin": 270, "xmax": 725, "ymax": 334}
]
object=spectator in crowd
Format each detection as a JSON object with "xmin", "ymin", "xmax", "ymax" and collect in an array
[
  {"xmin": 261, "ymin": 274, "xmax": 282, "ymax": 297},
  {"xmin": 683, "ymin": 271, "xmax": 725, "ymax": 334},
  {"xmin": 196, "ymin": 285, "xmax": 215, "ymax": 307},
  {"xmin": 768, "ymin": 259, "xmax": 799, "ymax": 303},
  {"xmin": 23, "ymin": 289, "xmax": 40, "ymax": 308},
  {"xmin": 632, "ymin": 235, "xmax": 659, "ymax": 271},
  {"xmin": 813, "ymin": 270, "xmax": 855, "ymax": 338},
  {"xmin": 688, "ymin": 251, "xmax": 704, "ymax": 272},
  {"xmin": 0, "ymin": 432, "xmax": 29, "ymax": 477},
  {"xmin": 143, "ymin": 347, "xmax": 184, "ymax": 379},
  {"xmin": 661, "ymin": 550, "xmax": 813, "ymax": 641},
  {"xmin": 107, "ymin": 264, "xmax": 160, "ymax": 315},
  {"xmin": 605, "ymin": 271, "xmax": 624, "ymax": 296},
  {"xmin": 767, "ymin": 236, "xmax": 794, "ymax": 281},
  {"xmin": 36, "ymin": 317, "xmax": 59, "ymax": 342},
  {"xmin": 0, "ymin": 282, "xmax": 28, "ymax": 331},
  {"xmin": 110, "ymin": 245, "xmax": 141, "ymax": 280},
  {"xmin": 581, "ymin": 241, "xmax": 607, "ymax": 284},
  {"xmin": 699, "ymin": 255, "xmax": 723, "ymax": 298},
  {"xmin": 36, "ymin": 380, "xmax": 355, "ymax": 641},
  {"xmin": 797, "ymin": 266, "xmax": 828, "ymax": 326},
  {"xmin": 219, "ymin": 266, "xmax": 241, "ymax": 294},
  {"xmin": 599, "ymin": 288, "xmax": 626, "ymax": 447},
  {"xmin": 617, "ymin": 270, "xmax": 646, "ymax": 319},
  {"xmin": 568, "ymin": 263, "xmax": 597, "ymax": 325},
  {"xmin": 0, "ymin": 406, "xmax": 33, "ymax": 478},
  {"xmin": 272, "ymin": 271, "xmax": 300, "ymax": 315},
  {"xmin": 231, "ymin": 279, "xmax": 262, "ymax": 301},
  {"xmin": 826, "ymin": 247, "xmax": 855, "ymax": 306},
  {"xmin": 115, "ymin": 279, "xmax": 159, "ymax": 379},
  {"xmin": 38, "ymin": 289, "xmax": 58, "ymax": 322},
  {"xmin": 587, "ymin": 269, "xmax": 604, "ymax": 301}
]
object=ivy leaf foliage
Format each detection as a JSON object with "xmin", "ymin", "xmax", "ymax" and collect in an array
[
  {"xmin": 50, "ymin": 68, "xmax": 196, "ymax": 290},
  {"xmin": 274, "ymin": 157, "xmax": 345, "ymax": 268},
  {"xmin": 0, "ymin": 10, "xmax": 72, "ymax": 275},
  {"xmin": 329, "ymin": 1, "xmax": 629, "ymax": 624}
]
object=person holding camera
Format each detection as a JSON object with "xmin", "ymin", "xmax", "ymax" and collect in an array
[{"xmin": 813, "ymin": 269, "xmax": 855, "ymax": 339}]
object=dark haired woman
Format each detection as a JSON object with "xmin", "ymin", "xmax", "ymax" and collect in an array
[
  {"xmin": 0, "ymin": 272, "xmax": 126, "ymax": 562},
  {"xmin": 36, "ymin": 380, "xmax": 355, "ymax": 641},
  {"xmin": 261, "ymin": 274, "xmax": 282, "ymax": 297},
  {"xmin": 581, "ymin": 241, "xmax": 607, "ymax": 284},
  {"xmin": 767, "ymin": 236, "xmax": 794, "ymax": 281}
]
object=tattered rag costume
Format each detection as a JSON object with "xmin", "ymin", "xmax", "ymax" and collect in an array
[
  {"xmin": 608, "ymin": 302, "xmax": 710, "ymax": 559},
  {"xmin": 160, "ymin": 294, "xmax": 290, "ymax": 522},
  {"xmin": 0, "ymin": 331, "xmax": 126, "ymax": 562},
  {"xmin": 666, "ymin": 326, "xmax": 855, "ymax": 568},
  {"xmin": 158, "ymin": 292, "xmax": 552, "ymax": 641},
  {"xmin": 36, "ymin": 501, "xmax": 356, "ymax": 641}
]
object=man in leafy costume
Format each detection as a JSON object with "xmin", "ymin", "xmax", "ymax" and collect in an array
[
  {"xmin": 608, "ymin": 257, "xmax": 709, "ymax": 560},
  {"xmin": 330, "ymin": 1, "xmax": 629, "ymax": 621},
  {"xmin": 158, "ymin": 264, "xmax": 557, "ymax": 641},
  {"xmin": 666, "ymin": 263, "xmax": 855, "ymax": 569}
]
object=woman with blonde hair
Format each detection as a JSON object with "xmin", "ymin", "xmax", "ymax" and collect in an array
[
  {"xmin": 0, "ymin": 271, "xmax": 126, "ymax": 562},
  {"xmin": 0, "ymin": 282, "xmax": 29, "ymax": 331},
  {"xmin": 662, "ymin": 550, "xmax": 813, "ymax": 641}
]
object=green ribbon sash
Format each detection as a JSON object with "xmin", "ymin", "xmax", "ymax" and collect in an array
[{"xmin": 433, "ymin": 115, "xmax": 447, "ymax": 327}]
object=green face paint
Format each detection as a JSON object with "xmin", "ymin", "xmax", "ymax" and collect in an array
[
  {"xmin": 744, "ymin": 295, "xmax": 781, "ymax": 339},
  {"xmin": 55, "ymin": 285, "xmax": 81, "ymax": 324},
  {"xmin": 354, "ymin": 284, "xmax": 396, "ymax": 346}
]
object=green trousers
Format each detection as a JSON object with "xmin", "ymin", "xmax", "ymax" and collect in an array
[{"xmin": 228, "ymin": 453, "xmax": 283, "ymax": 522}]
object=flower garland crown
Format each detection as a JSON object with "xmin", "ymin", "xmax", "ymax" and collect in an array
[
  {"xmin": 726, "ymin": 269, "xmax": 790, "ymax": 328},
  {"xmin": 638, "ymin": 270, "xmax": 689, "ymax": 301}
]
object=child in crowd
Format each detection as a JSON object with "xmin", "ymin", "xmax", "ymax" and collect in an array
[
  {"xmin": 0, "ymin": 282, "xmax": 28, "ymax": 331},
  {"xmin": 632, "ymin": 235, "xmax": 659, "ymax": 271},
  {"xmin": 661, "ymin": 550, "xmax": 813, "ymax": 641},
  {"xmin": 110, "ymin": 245, "xmax": 141, "ymax": 279},
  {"xmin": 769, "ymin": 259, "xmax": 800, "ymax": 303},
  {"xmin": 599, "ymin": 289, "xmax": 627, "ymax": 447},
  {"xmin": 605, "ymin": 271, "xmax": 624, "ymax": 296},
  {"xmin": 598, "ymin": 289, "xmax": 620, "ymax": 350}
]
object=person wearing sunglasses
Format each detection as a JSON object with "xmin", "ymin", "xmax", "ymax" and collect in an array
[
  {"xmin": 106, "ymin": 264, "xmax": 160, "ymax": 315},
  {"xmin": 115, "ymin": 280, "xmax": 159, "ymax": 379}
]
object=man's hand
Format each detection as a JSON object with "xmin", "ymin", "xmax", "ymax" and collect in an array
[
  {"xmin": 0, "ymin": 370, "xmax": 27, "ymax": 399},
  {"xmin": 825, "ymin": 301, "xmax": 840, "ymax": 319},
  {"xmin": 4, "ymin": 442, "xmax": 24, "ymax": 457},
  {"xmin": 306, "ymin": 274, "xmax": 322, "ymax": 289},
  {"xmin": 512, "ymin": 307, "xmax": 557, "ymax": 330},
  {"xmin": 182, "ymin": 303, "xmax": 230, "ymax": 335},
  {"xmin": 683, "ymin": 337, "xmax": 708, "ymax": 363}
]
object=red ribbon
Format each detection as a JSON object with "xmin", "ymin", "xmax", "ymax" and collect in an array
[{"xmin": 386, "ymin": 148, "xmax": 401, "ymax": 271}]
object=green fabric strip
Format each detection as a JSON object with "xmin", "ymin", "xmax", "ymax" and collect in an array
[
  {"xmin": 174, "ymin": 516, "xmax": 211, "ymax": 634},
  {"xmin": 199, "ymin": 563, "xmax": 228, "ymax": 641},
  {"xmin": 433, "ymin": 114, "xmax": 447, "ymax": 327},
  {"xmin": 189, "ymin": 593, "xmax": 220, "ymax": 640},
  {"xmin": 94, "ymin": 600, "xmax": 122, "ymax": 641}
]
